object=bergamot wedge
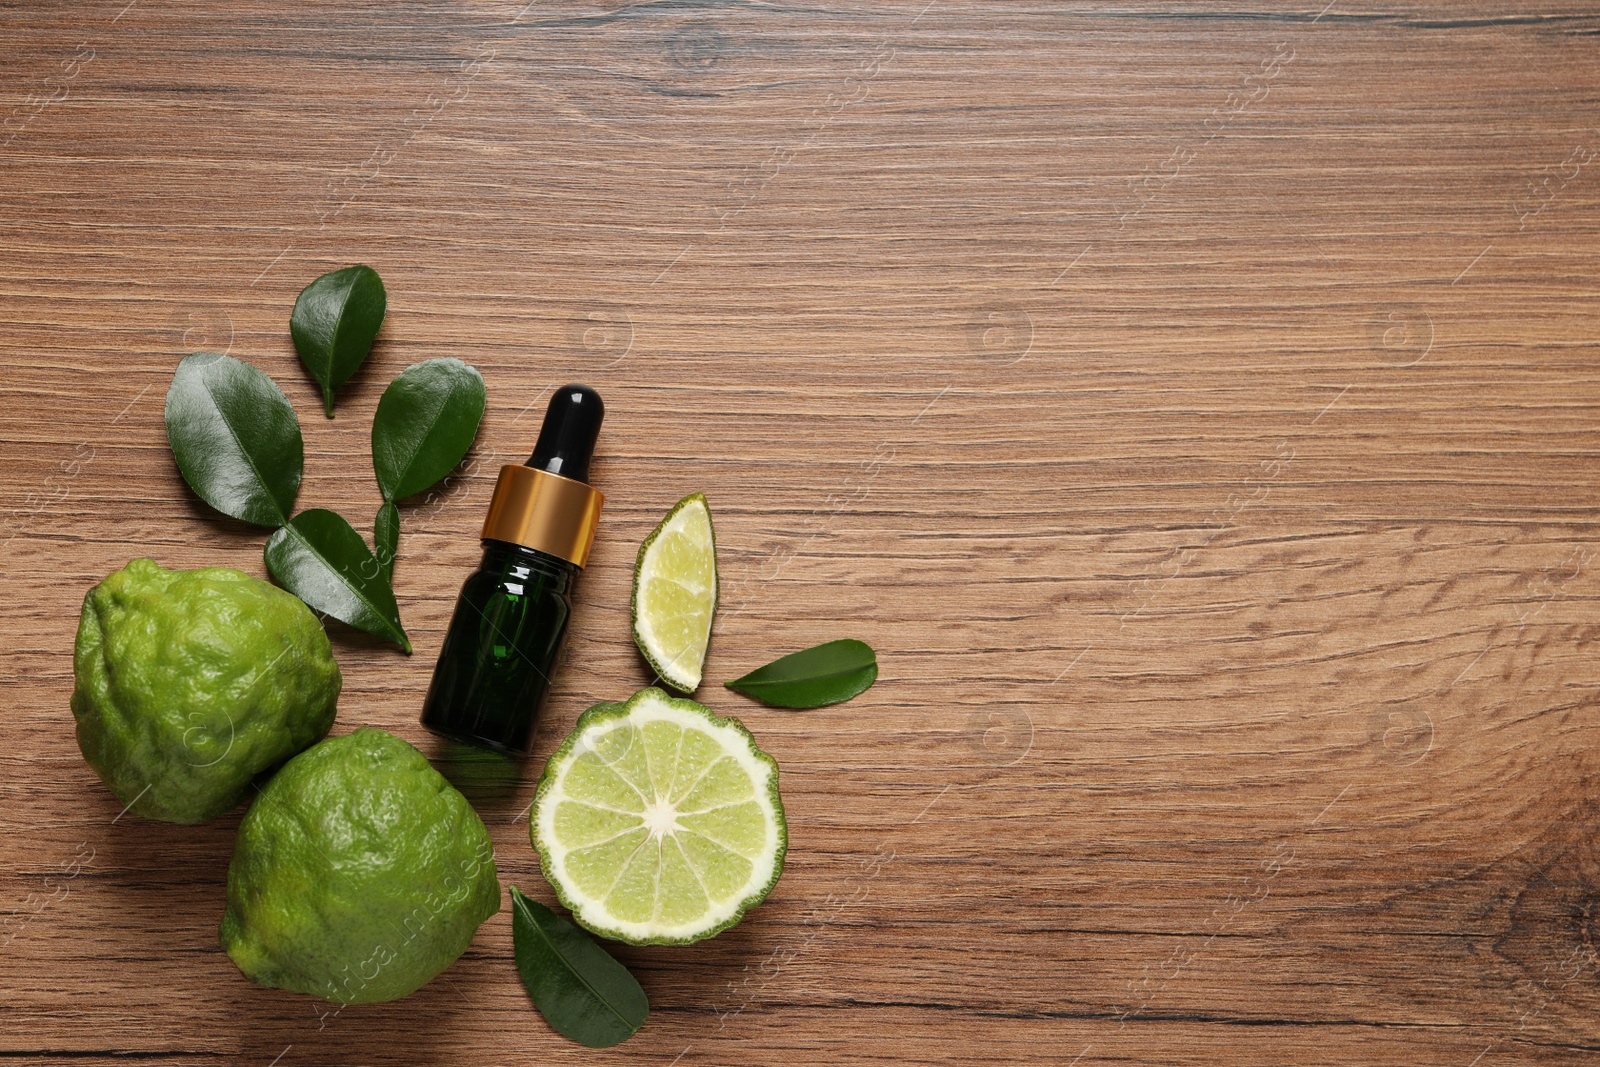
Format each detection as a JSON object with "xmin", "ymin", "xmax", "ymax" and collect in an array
[{"xmin": 631, "ymin": 493, "xmax": 717, "ymax": 692}]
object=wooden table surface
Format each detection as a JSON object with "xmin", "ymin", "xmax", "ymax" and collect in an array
[{"xmin": 5, "ymin": 2, "xmax": 1600, "ymax": 1064}]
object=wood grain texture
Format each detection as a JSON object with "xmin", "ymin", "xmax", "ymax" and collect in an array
[{"xmin": 4, "ymin": 1, "xmax": 1600, "ymax": 1063}]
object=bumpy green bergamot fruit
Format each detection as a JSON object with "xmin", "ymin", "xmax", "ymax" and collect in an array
[
  {"xmin": 70, "ymin": 558, "xmax": 341, "ymax": 823},
  {"xmin": 220, "ymin": 727, "xmax": 501, "ymax": 1004}
]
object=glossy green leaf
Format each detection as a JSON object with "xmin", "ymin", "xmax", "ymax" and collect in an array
[
  {"xmin": 374, "ymin": 501, "xmax": 399, "ymax": 584},
  {"xmin": 164, "ymin": 352, "xmax": 302, "ymax": 527},
  {"xmin": 724, "ymin": 639, "xmax": 878, "ymax": 709},
  {"xmin": 290, "ymin": 264, "xmax": 386, "ymax": 417},
  {"xmin": 511, "ymin": 887, "xmax": 648, "ymax": 1048},
  {"xmin": 264, "ymin": 508, "xmax": 410, "ymax": 652},
  {"xmin": 371, "ymin": 358, "xmax": 486, "ymax": 502}
]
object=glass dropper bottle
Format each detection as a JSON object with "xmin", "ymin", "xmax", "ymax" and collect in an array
[{"xmin": 420, "ymin": 384, "xmax": 605, "ymax": 755}]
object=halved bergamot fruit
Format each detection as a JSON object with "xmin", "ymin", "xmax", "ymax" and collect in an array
[{"xmin": 530, "ymin": 687, "xmax": 786, "ymax": 945}]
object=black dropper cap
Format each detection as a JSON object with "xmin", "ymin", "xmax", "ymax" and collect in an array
[{"xmin": 527, "ymin": 384, "xmax": 604, "ymax": 484}]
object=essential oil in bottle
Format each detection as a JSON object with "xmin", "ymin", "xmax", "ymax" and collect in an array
[{"xmin": 420, "ymin": 384, "xmax": 604, "ymax": 755}]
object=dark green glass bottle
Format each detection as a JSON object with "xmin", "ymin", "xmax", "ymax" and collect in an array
[{"xmin": 421, "ymin": 385, "xmax": 605, "ymax": 755}]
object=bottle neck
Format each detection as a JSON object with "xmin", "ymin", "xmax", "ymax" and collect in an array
[{"xmin": 480, "ymin": 539, "xmax": 579, "ymax": 585}]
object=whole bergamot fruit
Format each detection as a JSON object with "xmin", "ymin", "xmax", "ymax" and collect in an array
[
  {"xmin": 220, "ymin": 727, "xmax": 501, "ymax": 1004},
  {"xmin": 70, "ymin": 558, "xmax": 341, "ymax": 824}
]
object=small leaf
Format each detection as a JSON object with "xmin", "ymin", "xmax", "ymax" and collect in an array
[
  {"xmin": 725, "ymin": 639, "xmax": 878, "ymax": 709},
  {"xmin": 511, "ymin": 887, "xmax": 647, "ymax": 1048},
  {"xmin": 374, "ymin": 501, "xmax": 399, "ymax": 584},
  {"xmin": 290, "ymin": 264, "xmax": 387, "ymax": 417},
  {"xmin": 164, "ymin": 352, "xmax": 302, "ymax": 527},
  {"xmin": 371, "ymin": 358, "xmax": 486, "ymax": 501},
  {"xmin": 264, "ymin": 509, "xmax": 410, "ymax": 652}
]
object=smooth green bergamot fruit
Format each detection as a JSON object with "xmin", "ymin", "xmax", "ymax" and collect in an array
[
  {"xmin": 221, "ymin": 727, "xmax": 501, "ymax": 1004},
  {"xmin": 70, "ymin": 557, "xmax": 341, "ymax": 823}
]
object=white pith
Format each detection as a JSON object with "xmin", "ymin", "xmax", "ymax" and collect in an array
[
  {"xmin": 535, "ymin": 690, "xmax": 781, "ymax": 942},
  {"xmin": 640, "ymin": 797, "xmax": 681, "ymax": 838}
]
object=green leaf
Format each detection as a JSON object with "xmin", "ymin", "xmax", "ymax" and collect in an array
[
  {"xmin": 164, "ymin": 352, "xmax": 302, "ymax": 527},
  {"xmin": 264, "ymin": 509, "xmax": 410, "ymax": 652},
  {"xmin": 290, "ymin": 264, "xmax": 387, "ymax": 417},
  {"xmin": 510, "ymin": 887, "xmax": 648, "ymax": 1048},
  {"xmin": 724, "ymin": 639, "xmax": 878, "ymax": 709},
  {"xmin": 374, "ymin": 501, "xmax": 399, "ymax": 585},
  {"xmin": 371, "ymin": 358, "xmax": 486, "ymax": 502}
]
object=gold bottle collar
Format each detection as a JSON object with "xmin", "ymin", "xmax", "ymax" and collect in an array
[{"xmin": 480, "ymin": 465, "xmax": 603, "ymax": 568}]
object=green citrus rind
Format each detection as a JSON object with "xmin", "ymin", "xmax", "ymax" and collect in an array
[
  {"xmin": 630, "ymin": 492, "xmax": 718, "ymax": 693},
  {"xmin": 220, "ymin": 727, "xmax": 501, "ymax": 1004},
  {"xmin": 530, "ymin": 687, "xmax": 786, "ymax": 946}
]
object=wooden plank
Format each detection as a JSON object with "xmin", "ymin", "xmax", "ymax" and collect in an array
[{"xmin": 4, "ymin": 1, "xmax": 1600, "ymax": 1063}]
